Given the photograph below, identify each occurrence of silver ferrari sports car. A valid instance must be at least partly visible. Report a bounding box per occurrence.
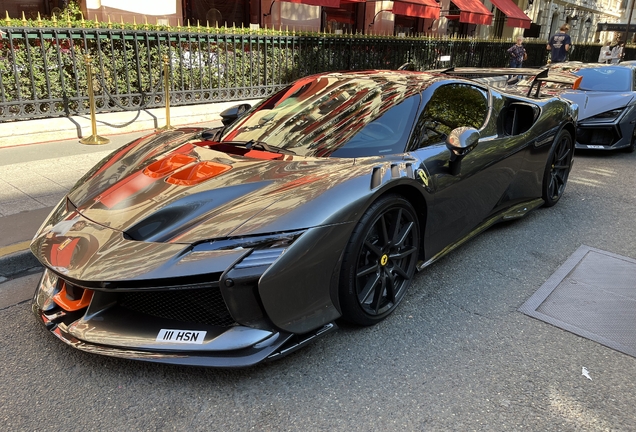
[30,69,578,367]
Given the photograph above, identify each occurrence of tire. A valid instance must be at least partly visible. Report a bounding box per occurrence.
[542,129,574,208]
[338,195,420,326]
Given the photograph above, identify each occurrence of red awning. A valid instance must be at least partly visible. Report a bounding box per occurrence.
[489,0,531,28]
[449,0,493,26]
[393,0,441,20]
[284,0,341,7]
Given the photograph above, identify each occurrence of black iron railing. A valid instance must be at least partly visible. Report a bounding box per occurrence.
[0,27,628,122]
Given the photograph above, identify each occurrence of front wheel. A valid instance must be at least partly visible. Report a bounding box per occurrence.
[542,129,574,207]
[339,195,420,326]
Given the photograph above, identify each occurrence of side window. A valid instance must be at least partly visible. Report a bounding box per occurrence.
[409,83,488,150]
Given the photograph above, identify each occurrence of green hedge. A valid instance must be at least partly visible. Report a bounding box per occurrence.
[0,22,625,121]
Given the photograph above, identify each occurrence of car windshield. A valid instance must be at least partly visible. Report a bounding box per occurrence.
[220,73,427,157]
[574,67,631,92]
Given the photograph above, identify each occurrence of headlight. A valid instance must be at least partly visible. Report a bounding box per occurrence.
[195,230,306,268]
[586,108,625,121]
[205,230,305,251]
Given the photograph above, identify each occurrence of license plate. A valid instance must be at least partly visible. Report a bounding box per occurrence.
[156,329,207,344]
[586,145,604,149]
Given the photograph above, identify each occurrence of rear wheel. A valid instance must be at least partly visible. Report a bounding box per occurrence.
[542,129,574,207]
[339,195,420,326]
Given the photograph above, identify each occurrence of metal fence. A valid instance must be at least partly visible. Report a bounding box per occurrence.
[0,27,630,122]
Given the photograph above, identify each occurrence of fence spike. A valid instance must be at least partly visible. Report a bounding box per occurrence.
[120,15,125,29]
[197,20,201,32]
[206,20,210,33]
[21,11,27,27]
[133,16,138,30]
[177,19,181,32]
[66,11,72,28]
[144,15,149,31]
[155,16,159,27]
[4,11,10,27]
[108,15,112,29]
[52,14,57,27]
[37,12,42,27]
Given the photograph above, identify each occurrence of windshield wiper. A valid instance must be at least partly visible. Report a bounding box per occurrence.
[225,140,297,155]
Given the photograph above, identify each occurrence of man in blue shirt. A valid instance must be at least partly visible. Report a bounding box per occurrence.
[547,24,572,63]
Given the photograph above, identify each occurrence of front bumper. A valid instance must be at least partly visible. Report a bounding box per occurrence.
[33,269,336,367]
[575,114,634,151]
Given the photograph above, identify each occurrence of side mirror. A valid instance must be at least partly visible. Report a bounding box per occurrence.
[446,127,480,157]
[446,127,480,176]
[220,103,251,127]
[397,62,416,71]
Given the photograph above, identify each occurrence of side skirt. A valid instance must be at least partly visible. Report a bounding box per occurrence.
[416,198,545,272]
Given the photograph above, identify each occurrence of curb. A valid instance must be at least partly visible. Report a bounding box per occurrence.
[0,249,41,279]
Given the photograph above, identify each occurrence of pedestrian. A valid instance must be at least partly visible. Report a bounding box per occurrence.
[507,36,527,68]
[547,24,572,63]
[611,42,624,64]
[598,40,612,63]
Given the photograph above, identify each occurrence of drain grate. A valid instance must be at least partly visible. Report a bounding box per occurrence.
[519,245,636,358]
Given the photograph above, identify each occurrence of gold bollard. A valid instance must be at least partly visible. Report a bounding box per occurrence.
[80,54,109,145]
[157,54,175,131]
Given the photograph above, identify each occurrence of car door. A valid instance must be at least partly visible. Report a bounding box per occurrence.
[407,81,525,258]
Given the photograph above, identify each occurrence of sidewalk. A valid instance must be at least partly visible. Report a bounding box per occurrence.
[0,102,236,279]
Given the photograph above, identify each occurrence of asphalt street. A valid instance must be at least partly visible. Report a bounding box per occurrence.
[1,149,635,431]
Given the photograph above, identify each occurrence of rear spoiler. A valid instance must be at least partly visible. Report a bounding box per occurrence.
[428,67,582,98]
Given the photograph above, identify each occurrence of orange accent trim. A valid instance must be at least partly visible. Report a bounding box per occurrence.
[53,281,93,311]
[166,161,232,186]
[572,76,583,90]
[143,154,197,178]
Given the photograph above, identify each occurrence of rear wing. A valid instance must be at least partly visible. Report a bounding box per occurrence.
[427,67,582,98]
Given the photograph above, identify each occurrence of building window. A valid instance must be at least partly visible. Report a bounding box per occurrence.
[323,3,360,33]
[394,15,420,36]
[185,0,249,27]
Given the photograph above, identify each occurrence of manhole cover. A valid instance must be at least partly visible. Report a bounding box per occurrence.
[519,245,636,358]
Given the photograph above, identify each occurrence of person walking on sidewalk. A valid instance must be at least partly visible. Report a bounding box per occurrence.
[611,42,624,64]
[507,36,527,68]
[547,24,571,64]
[598,40,612,63]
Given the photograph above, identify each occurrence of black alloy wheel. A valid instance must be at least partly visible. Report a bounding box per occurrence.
[339,195,420,326]
[542,129,574,208]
